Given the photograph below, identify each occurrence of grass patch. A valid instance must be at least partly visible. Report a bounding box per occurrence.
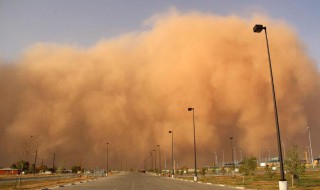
[177,171,320,189]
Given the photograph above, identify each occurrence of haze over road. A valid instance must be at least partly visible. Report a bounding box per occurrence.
[60,172,238,190]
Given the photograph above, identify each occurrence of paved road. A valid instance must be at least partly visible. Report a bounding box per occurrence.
[59,172,239,190]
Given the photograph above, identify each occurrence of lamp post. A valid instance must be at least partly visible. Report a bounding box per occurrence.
[234,147,237,166]
[214,152,218,166]
[106,142,109,176]
[268,150,271,163]
[148,156,151,171]
[157,145,161,173]
[221,150,225,167]
[169,131,174,178]
[153,149,157,173]
[230,137,234,165]
[33,149,38,176]
[150,152,153,172]
[121,155,123,172]
[188,107,198,182]
[52,153,55,174]
[306,127,314,166]
[253,24,287,189]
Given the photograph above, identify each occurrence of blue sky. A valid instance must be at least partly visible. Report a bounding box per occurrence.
[1,0,319,66]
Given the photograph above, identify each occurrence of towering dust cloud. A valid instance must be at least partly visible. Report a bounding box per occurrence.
[1,12,319,170]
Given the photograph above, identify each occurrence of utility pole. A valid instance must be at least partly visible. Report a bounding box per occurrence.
[307,127,314,166]
[165,151,167,171]
[214,152,218,166]
[230,137,234,165]
[52,153,55,174]
[106,142,109,175]
[33,149,38,175]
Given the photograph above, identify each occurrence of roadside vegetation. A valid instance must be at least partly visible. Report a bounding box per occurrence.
[176,144,320,189]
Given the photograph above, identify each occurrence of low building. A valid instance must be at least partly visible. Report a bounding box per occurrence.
[0,168,20,175]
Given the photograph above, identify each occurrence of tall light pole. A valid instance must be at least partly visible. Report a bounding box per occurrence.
[52,153,55,174]
[253,24,287,189]
[234,147,237,166]
[148,156,151,171]
[214,152,218,166]
[306,127,314,166]
[169,131,174,178]
[121,155,123,171]
[153,149,157,173]
[165,151,167,171]
[33,149,38,176]
[188,107,198,182]
[106,142,109,176]
[230,137,234,165]
[239,150,242,162]
[150,152,153,172]
[268,150,271,163]
[221,150,225,167]
[157,145,161,173]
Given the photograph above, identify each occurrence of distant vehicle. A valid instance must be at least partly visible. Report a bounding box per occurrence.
[138,170,146,173]
[42,171,52,175]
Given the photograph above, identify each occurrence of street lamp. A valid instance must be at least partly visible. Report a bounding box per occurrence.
[121,155,123,171]
[52,153,55,174]
[169,130,174,178]
[188,107,198,182]
[306,127,314,166]
[230,137,234,165]
[268,150,271,163]
[33,149,38,176]
[106,142,109,176]
[221,150,225,167]
[157,145,161,173]
[214,152,218,166]
[150,152,153,172]
[153,149,157,173]
[253,24,287,189]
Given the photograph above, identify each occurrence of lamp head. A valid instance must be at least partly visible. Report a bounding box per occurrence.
[188,107,194,111]
[169,131,172,133]
[253,24,265,33]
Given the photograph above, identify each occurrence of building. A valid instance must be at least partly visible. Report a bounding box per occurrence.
[0,168,20,175]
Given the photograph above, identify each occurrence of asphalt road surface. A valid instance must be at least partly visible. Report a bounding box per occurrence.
[59,172,239,190]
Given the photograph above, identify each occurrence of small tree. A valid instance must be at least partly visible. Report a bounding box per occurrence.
[71,165,81,173]
[38,165,48,172]
[221,167,226,175]
[199,167,207,176]
[29,164,41,174]
[264,164,275,180]
[285,144,305,187]
[12,160,30,173]
[239,156,257,180]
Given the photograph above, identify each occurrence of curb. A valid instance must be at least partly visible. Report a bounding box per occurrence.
[172,177,254,190]
[39,177,106,190]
